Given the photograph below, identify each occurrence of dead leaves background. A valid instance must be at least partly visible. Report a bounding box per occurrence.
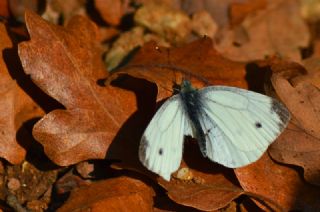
[0,0,319,211]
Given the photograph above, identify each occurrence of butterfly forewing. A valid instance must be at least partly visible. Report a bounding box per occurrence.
[198,86,290,167]
[139,95,193,181]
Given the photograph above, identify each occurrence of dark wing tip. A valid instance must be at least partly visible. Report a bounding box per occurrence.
[139,136,149,163]
[271,99,291,130]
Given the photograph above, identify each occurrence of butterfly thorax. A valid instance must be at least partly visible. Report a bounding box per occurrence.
[180,80,194,93]
[179,80,207,156]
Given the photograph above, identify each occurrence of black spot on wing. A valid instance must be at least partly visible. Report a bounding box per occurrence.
[159,148,163,155]
[255,122,262,128]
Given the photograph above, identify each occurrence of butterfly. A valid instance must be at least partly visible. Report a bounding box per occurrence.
[139,80,290,181]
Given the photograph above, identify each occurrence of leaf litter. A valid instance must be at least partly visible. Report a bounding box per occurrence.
[0,0,318,211]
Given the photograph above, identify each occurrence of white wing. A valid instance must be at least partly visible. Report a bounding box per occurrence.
[198,86,290,168]
[139,95,193,181]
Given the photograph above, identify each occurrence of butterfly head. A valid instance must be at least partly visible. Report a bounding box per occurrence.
[180,80,196,93]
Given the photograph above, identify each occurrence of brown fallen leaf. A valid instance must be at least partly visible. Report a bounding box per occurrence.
[55,170,90,195]
[158,142,244,211]
[134,2,191,44]
[301,57,320,88]
[98,26,119,42]
[216,0,310,62]
[46,0,86,24]
[76,161,95,179]
[301,0,320,22]
[105,26,170,70]
[179,0,236,27]
[94,0,127,26]
[160,176,242,211]
[57,176,154,212]
[254,58,320,186]
[0,74,26,164]
[269,121,320,186]
[8,0,43,23]
[229,0,267,25]
[18,11,138,166]
[111,37,249,102]
[0,22,43,164]
[235,153,320,211]
[271,59,320,139]
[0,0,9,18]
[191,10,218,38]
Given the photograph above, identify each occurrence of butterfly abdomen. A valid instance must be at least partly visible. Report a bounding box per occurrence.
[179,86,207,157]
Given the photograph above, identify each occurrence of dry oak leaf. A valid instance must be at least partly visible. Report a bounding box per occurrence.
[134,1,191,43]
[54,170,90,195]
[8,0,42,23]
[191,10,218,38]
[235,153,320,211]
[159,175,242,211]
[271,60,320,139]
[94,0,128,26]
[301,0,320,22]
[269,122,320,186]
[158,142,244,211]
[105,26,169,70]
[229,0,267,26]
[301,57,320,88]
[46,0,87,25]
[267,59,320,185]
[0,22,43,164]
[179,0,240,27]
[18,11,137,166]
[215,0,310,63]
[57,176,154,212]
[111,37,249,102]
[0,0,9,18]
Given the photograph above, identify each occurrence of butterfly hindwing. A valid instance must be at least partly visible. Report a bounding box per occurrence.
[139,95,193,181]
[198,86,290,168]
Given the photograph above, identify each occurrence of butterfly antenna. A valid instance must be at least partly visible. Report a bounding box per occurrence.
[164,48,178,89]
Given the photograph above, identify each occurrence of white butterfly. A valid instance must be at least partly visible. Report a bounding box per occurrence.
[139,80,290,181]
